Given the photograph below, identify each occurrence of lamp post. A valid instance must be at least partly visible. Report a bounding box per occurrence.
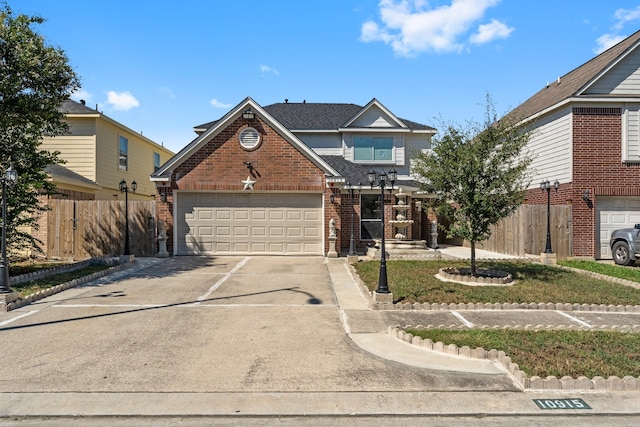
[119,179,137,256]
[540,179,559,254]
[346,182,361,256]
[368,169,397,294]
[1,166,18,294]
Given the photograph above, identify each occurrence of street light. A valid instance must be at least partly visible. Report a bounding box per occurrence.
[346,182,361,256]
[540,179,559,254]
[119,179,137,256]
[368,168,397,294]
[1,166,18,294]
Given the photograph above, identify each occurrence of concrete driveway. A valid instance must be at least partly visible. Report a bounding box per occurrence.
[0,256,515,393]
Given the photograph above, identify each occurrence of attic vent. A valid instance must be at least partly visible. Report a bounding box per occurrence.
[238,127,261,151]
[572,107,621,116]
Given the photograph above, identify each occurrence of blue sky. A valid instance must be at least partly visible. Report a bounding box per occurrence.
[14,0,640,153]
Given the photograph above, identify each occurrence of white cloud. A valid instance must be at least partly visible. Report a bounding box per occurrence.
[260,64,280,76]
[70,88,92,103]
[210,98,232,108]
[160,86,176,99]
[470,18,513,45]
[613,6,640,30]
[106,91,139,111]
[592,6,640,54]
[360,0,508,56]
[593,33,626,54]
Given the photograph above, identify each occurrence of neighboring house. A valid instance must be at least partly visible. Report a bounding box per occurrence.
[40,99,174,201]
[44,163,101,200]
[151,97,435,256]
[511,29,640,259]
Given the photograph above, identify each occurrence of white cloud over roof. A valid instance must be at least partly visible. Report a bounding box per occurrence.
[106,91,139,111]
[360,0,512,56]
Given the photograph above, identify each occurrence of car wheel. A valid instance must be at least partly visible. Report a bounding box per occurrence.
[612,241,636,266]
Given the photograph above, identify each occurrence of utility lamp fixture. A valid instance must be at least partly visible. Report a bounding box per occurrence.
[330,194,335,204]
[242,108,255,120]
[582,189,591,202]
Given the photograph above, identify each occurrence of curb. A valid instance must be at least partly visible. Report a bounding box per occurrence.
[5,260,136,311]
[390,326,640,392]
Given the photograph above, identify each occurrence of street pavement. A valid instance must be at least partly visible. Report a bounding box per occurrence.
[0,252,639,423]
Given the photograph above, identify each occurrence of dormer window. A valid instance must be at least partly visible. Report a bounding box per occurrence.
[354,136,393,162]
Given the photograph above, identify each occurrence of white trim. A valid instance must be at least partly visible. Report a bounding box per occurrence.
[577,39,640,95]
[342,98,408,129]
[153,97,341,179]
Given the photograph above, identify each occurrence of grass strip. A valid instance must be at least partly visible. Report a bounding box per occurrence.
[407,328,640,379]
[11,265,111,297]
[559,259,640,283]
[353,260,640,305]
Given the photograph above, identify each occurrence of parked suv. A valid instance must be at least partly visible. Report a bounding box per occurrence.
[610,224,640,266]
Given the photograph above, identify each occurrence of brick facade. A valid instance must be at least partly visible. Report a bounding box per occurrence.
[525,107,640,258]
[155,116,331,254]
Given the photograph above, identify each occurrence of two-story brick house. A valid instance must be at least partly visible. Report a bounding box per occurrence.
[512,29,640,259]
[151,97,435,256]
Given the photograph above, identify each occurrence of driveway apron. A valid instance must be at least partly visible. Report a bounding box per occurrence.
[0,256,516,393]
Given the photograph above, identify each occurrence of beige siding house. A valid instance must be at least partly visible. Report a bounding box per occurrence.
[41,99,174,200]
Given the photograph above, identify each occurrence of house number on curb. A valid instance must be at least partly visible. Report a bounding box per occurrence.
[533,398,591,410]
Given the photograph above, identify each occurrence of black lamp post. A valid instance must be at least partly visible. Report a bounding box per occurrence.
[368,169,397,294]
[346,182,361,256]
[540,179,559,254]
[119,179,137,256]
[1,166,18,294]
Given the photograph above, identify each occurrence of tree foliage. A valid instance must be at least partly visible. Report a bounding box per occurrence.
[411,95,534,275]
[0,4,80,255]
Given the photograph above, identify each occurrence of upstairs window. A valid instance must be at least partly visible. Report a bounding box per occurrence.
[119,136,128,171]
[354,136,393,162]
[154,152,161,172]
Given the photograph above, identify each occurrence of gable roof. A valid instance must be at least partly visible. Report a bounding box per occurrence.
[509,29,640,121]
[194,99,435,133]
[152,97,341,181]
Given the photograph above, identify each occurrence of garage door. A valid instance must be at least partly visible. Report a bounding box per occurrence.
[597,197,640,258]
[176,192,322,255]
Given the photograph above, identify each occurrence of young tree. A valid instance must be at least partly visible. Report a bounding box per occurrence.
[412,95,534,276]
[0,4,80,255]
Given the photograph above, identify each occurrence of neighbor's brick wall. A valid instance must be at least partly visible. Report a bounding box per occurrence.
[525,107,640,258]
[156,116,328,254]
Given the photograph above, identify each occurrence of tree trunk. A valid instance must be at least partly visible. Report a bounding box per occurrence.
[470,240,477,276]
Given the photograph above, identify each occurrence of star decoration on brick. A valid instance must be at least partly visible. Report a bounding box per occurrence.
[242,176,256,190]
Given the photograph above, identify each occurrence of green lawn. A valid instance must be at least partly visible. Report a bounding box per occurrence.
[353,260,640,305]
[408,328,640,379]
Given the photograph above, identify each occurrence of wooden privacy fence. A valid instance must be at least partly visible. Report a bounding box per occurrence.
[468,204,573,259]
[46,200,157,260]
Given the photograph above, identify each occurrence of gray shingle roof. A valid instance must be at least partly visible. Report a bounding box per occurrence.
[320,155,420,188]
[195,101,435,132]
[509,29,640,120]
[59,99,99,114]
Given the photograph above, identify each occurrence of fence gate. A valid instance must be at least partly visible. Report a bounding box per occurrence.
[47,200,157,259]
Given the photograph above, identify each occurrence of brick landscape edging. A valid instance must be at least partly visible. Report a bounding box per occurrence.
[390,326,640,391]
[5,259,136,311]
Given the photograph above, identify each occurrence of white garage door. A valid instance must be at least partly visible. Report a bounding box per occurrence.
[176,192,323,255]
[597,197,640,258]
